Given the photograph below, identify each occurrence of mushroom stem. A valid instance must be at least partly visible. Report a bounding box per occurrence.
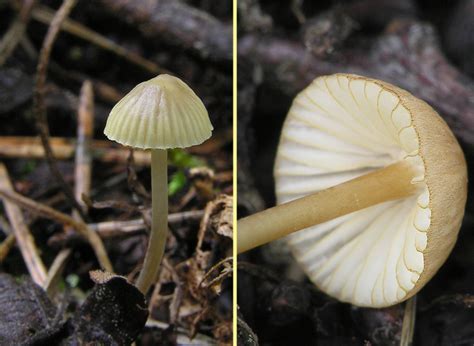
[136,149,168,294]
[238,161,419,253]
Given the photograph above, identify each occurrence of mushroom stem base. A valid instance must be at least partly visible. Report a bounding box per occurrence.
[237,161,419,253]
[136,148,168,294]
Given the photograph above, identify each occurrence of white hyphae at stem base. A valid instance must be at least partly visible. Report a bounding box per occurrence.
[274,74,467,307]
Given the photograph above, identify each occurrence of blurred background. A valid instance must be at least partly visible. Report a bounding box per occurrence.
[237,0,474,345]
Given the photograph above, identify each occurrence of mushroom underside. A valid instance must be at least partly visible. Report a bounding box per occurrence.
[275,75,431,307]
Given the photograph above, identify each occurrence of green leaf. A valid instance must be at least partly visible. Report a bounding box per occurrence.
[168,149,204,169]
[168,171,187,196]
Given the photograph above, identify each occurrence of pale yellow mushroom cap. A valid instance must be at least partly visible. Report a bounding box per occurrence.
[104,74,213,149]
[274,73,467,307]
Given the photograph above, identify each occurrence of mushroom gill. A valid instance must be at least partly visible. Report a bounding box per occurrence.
[275,74,433,307]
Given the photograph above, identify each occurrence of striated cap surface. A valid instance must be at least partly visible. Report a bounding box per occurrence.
[104,74,213,149]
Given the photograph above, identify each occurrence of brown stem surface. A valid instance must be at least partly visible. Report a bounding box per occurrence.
[237,161,418,253]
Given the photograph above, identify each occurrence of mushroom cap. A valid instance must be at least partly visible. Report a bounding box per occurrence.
[274,73,467,307]
[104,74,213,149]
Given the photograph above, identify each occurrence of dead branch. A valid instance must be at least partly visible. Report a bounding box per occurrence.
[46,80,97,294]
[239,20,474,149]
[98,0,232,63]
[51,210,205,243]
[74,80,94,211]
[33,0,88,220]
[0,136,151,166]
[0,134,229,165]
[0,163,47,285]
[28,4,168,74]
[95,210,203,234]
[0,0,35,65]
[0,188,113,271]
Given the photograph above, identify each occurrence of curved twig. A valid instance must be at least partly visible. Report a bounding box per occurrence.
[0,188,113,271]
[0,0,36,65]
[33,0,89,221]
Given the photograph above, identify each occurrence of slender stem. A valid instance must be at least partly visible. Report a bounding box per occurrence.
[400,295,417,346]
[238,161,419,253]
[136,149,168,294]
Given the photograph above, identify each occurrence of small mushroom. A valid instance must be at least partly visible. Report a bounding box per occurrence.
[104,74,213,294]
[237,74,467,307]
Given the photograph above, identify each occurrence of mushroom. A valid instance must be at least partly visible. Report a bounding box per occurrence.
[104,74,213,294]
[237,73,467,307]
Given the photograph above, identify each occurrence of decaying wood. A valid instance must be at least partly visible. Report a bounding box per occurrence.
[0,163,47,286]
[239,20,474,149]
[98,0,232,63]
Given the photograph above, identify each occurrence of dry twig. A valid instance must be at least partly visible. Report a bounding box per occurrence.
[33,0,88,221]
[74,80,94,212]
[0,136,151,165]
[0,188,113,271]
[46,80,98,294]
[29,4,167,74]
[0,163,47,285]
[44,247,71,295]
[0,0,35,65]
[88,210,205,238]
